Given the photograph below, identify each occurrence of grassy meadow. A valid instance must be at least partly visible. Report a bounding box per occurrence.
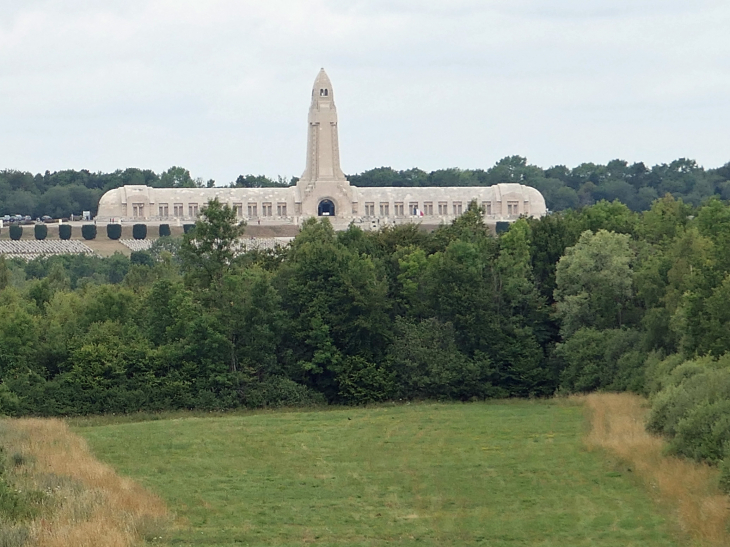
[75,400,681,547]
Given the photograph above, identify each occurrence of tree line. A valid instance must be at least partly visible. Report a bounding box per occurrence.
[2,193,730,486]
[1,198,564,416]
[349,157,730,213]
[3,156,729,218]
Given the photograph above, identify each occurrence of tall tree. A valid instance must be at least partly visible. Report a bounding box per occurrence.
[554,230,635,337]
[179,199,246,291]
[276,219,390,400]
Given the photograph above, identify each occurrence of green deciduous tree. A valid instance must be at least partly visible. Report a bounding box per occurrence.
[160,166,198,188]
[386,318,502,400]
[555,230,636,337]
[179,199,245,291]
[277,219,390,401]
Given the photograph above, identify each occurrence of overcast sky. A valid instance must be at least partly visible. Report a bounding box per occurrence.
[1,0,728,185]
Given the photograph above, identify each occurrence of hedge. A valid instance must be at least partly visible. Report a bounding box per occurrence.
[183,224,196,234]
[9,225,22,241]
[132,224,147,240]
[159,224,171,237]
[81,224,97,240]
[34,224,47,240]
[59,224,72,240]
[106,224,122,240]
[496,221,510,234]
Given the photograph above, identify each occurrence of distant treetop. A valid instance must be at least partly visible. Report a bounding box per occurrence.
[1,156,728,217]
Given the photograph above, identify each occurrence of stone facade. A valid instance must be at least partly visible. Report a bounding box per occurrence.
[97,69,547,229]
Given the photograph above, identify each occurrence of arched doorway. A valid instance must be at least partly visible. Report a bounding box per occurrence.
[318,199,335,216]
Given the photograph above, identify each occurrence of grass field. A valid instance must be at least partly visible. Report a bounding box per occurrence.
[76,401,680,547]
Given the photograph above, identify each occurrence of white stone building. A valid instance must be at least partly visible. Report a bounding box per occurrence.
[97,69,547,229]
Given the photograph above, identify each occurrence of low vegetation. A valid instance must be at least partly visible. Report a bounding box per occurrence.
[584,393,730,546]
[0,418,169,546]
[77,400,681,546]
[2,396,727,545]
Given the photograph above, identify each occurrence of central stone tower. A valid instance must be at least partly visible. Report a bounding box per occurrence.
[295,68,355,221]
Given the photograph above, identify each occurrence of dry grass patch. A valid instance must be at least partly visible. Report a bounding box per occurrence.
[583,392,730,546]
[0,418,170,547]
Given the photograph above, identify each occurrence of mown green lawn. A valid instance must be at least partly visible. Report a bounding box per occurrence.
[77,401,678,546]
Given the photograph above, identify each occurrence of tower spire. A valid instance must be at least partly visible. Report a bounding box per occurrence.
[299,68,346,184]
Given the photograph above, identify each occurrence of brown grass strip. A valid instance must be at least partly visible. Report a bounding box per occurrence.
[583,392,730,546]
[2,418,170,547]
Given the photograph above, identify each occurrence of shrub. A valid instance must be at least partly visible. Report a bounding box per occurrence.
[158,224,171,237]
[106,224,122,240]
[336,356,395,404]
[81,225,96,240]
[719,453,730,494]
[0,383,20,416]
[9,225,22,241]
[386,318,505,401]
[132,224,147,240]
[647,368,730,437]
[243,377,326,408]
[556,328,646,393]
[669,399,730,463]
[496,221,510,234]
[643,352,687,396]
[183,224,195,234]
[34,224,47,240]
[58,224,72,240]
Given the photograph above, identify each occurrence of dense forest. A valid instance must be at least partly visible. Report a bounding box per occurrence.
[2,156,729,217]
